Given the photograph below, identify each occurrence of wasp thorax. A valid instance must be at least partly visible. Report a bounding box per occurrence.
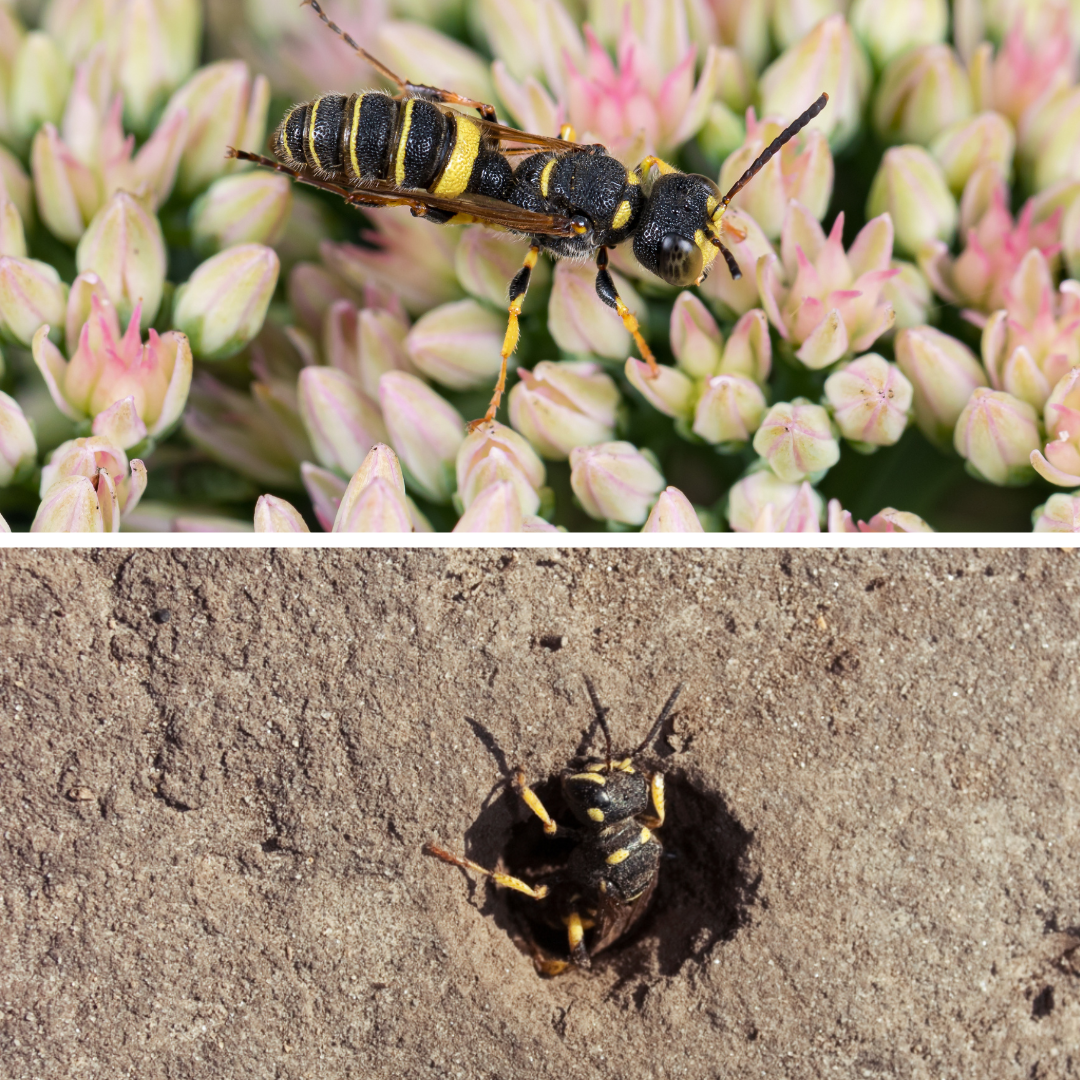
[563,765,650,827]
[633,173,722,287]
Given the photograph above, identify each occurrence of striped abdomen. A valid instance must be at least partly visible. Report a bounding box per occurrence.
[273,92,513,201]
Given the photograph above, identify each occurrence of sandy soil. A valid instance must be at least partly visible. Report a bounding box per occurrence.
[0,548,1077,1080]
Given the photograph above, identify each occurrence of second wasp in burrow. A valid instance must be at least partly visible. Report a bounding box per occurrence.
[228,0,828,429]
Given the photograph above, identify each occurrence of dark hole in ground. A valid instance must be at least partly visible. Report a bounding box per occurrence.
[1032,985,1055,1019]
[459,768,757,980]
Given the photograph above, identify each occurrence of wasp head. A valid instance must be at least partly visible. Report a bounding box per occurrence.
[562,761,649,829]
[632,172,730,287]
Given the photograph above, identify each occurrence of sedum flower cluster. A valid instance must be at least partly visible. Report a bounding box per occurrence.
[2,0,1080,532]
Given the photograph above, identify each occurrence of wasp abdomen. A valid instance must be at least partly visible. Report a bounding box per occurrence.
[569,818,661,904]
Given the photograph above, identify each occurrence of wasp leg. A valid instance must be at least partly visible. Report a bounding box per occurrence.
[594,246,658,376]
[470,244,541,431]
[424,843,549,899]
[641,772,666,829]
[513,768,560,835]
[302,0,498,121]
[566,910,592,969]
[559,123,576,141]
[636,154,679,179]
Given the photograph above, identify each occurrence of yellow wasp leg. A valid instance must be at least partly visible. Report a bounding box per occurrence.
[424,843,549,899]
[470,244,541,431]
[641,772,665,829]
[514,769,558,835]
[595,246,658,376]
[637,154,678,178]
[559,124,576,142]
[565,910,591,969]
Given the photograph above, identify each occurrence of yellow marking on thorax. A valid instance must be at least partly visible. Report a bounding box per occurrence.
[572,772,606,785]
[640,827,652,844]
[612,199,633,231]
[694,227,719,280]
[432,115,481,196]
[347,93,365,179]
[587,807,605,822]
[613,759,634,772]
[394,99,416,186]
[606,848,630,865]
[307,97,323,169]
[626,170,640,185]
[539,158,558,198]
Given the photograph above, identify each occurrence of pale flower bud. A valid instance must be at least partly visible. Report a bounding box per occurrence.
[719,309,772,382]
[824,353,913,447]
[172,243,279,360]
[873,45,973,147]
[405,299,504,390]
[30,123,99,245]
[253,495,310,533]
[75,192,166,328]
[1031,369,1080,487]
[641,486,704,532]
[548,261,645,359]
[378,371,464,504]
[930,112,1015,196]
[726,468,824,532]
[31,475,103,533]
[508,360,620,460]
[0,199,25,258]
[160,60,269,196]
[624,359,694,421]
[456,421,545,515]
[9,32,71,147]
[1032,493,1080,533]
[0,511,8,532]
[882,260,931,332]
[0,256,67,346]
[894,325,988,447]
[850,0,948,68]
[301,461,347,532]
[455,228,547,309]
[452,480,524,533]
[569,441,665,525]
[298,367,388,478]
[954,388,1040,486]
[0,145,33,225]
[0,388,36,486]
[670,291,722,378]
[190,172,292,253]
[752,401,840,482]
[1018,85,1080,194]
[692,374,767,446]
[759,15,872,150]
[770,0,845,50]
[866,146,958,258]
[334,477,412,533]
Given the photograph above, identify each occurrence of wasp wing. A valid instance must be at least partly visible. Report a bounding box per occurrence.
[589,873,658,958]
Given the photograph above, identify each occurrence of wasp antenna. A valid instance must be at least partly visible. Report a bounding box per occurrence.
[721,91,829,207]
[633,683,684,757]
[583,675,613,772]
[709,235,743,280]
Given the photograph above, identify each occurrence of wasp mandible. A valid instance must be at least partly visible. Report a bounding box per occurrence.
[425,677,684,976]
[227,1,828,429]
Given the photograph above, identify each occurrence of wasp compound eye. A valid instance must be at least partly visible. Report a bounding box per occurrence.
[657,234,703,287]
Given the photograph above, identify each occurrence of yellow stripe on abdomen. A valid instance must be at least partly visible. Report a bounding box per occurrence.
[432,115,482,196]
[307,97,323,169]
[539,158,557,198]
[347,93,364,179]
[394,99,415,186]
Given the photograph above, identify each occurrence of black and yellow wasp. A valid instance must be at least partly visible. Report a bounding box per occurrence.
[228,0,827,429]
[425,677,684,976]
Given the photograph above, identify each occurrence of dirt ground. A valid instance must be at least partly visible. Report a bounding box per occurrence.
[0,548,1077,1080]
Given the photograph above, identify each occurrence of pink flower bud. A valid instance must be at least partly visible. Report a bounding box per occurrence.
[173,243,279,360]
[828,498,934,531]
[954,387,1040,485]
[692,374,767,446]
[0,145,33,225]
[301,461,347,532]
[160,60,269,196]
[753,400,840,482]
[456,421,545,516]
[1032,493,1080,532]
[569,441,665,525]
[882,259,931,332]
[0,256,67,346]
[873,45,973,146]
[641,486,704,532]
[91,396,147,450]
[8,32,71,147]
[253,495,310,533]
[759,15,871,150]
[509,360,620,460]
[1018,84,1080,193]
[719,112,833,239]
[624,358,695,421]
[31,475,104,533]
[334,478,412,533]
[64,271,110,350]
[378,371,464,504]
[549,261,645,359]
[34,295,192,440]
[699,207,776,316]
[895,325,988,446]
[0,388,36,486]
[1031,369,1080,487]
[850,0,948,67]
[405,299,504,390]
[670,291,723,378]
[523,514,561,533]
[298,367,388,477]
[720,308,773,382]
[726,469,824,532]
[453,480,524,533]
[866,146,957,258]
[288,263,357,335]
[0,511,8,532]
[824,353,913,447]
[190,172,292,253]
[29,123,98,245]
[930,112,1015,196]
[455,228,548,309]
[75,192,166,328]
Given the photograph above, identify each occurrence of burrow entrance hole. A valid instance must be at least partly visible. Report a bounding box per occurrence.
[462,769,760,978]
